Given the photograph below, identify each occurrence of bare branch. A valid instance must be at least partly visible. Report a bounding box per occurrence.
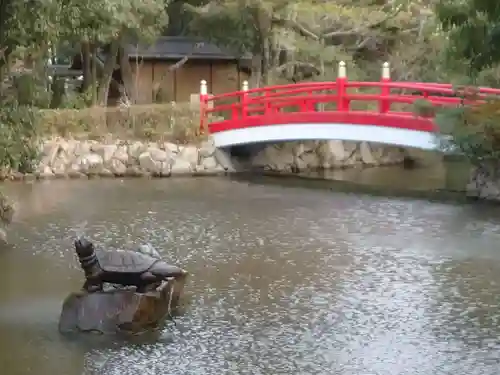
[322,4,404,40]
[272,16,319,40]
[353,36,376,50]
[151,43,205,99]
[273,3,406,49]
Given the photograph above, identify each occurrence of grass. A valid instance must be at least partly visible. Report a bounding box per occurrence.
[38,103,207,144]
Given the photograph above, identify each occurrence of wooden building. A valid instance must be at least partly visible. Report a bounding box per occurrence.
[106,36,251,105]
[69,36,251,105]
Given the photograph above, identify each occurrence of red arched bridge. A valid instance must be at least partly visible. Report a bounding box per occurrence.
[199,62,500,151]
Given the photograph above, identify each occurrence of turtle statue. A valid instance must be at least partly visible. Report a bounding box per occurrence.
[74,237,188,293]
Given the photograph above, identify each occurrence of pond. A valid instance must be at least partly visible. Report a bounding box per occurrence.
[0,166,499,375]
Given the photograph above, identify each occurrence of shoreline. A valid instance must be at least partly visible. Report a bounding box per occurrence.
[3,137,412,182]
[3,136,493,203]
[230,172,486,206]
[4,137,236,182]
[1,168,230,182]
[3,165,498,207]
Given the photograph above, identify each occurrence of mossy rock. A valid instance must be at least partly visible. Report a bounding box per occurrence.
[0,193,14,225]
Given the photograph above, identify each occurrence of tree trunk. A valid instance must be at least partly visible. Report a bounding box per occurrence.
[91,44,98,105]
[255,6,273,86]
[249,54,262,88]
[97,38,120,106]
[81,41,92,92]
[119,43,137,104]
[50,77,65,108]
[317,36,325,111]
[261,35,271,85]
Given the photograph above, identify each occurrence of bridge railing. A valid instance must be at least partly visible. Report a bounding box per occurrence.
[199,62,500,132]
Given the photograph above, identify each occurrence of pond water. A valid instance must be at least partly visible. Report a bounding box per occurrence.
[1,165,499,375]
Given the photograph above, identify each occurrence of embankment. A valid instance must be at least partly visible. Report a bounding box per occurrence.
[25,138,234,180]
[5,138,415,181]
[0,104,418,181]
[0,103,434,180]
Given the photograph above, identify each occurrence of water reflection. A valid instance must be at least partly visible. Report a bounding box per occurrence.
[294,155,471,194]
[0,175,499,374]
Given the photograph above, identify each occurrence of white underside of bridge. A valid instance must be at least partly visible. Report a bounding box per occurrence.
[211,123,445,150]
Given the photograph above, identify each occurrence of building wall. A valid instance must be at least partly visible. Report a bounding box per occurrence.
[128,59,250,104]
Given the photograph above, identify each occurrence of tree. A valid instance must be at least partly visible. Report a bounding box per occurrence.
[0,0,170,172]
[430,0,500,174]
[0,0,170,106]
[166,0,209,35]
[276,1,429,82]
[184,0,441,86]
[436,0,500,75]
[183,0,291,86]
[58,0,169,105]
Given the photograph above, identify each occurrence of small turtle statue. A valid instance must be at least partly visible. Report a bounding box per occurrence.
[74,237,187,293]
[136,243,161,259]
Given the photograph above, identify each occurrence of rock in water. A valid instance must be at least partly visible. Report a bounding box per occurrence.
[0,192,15,244]
[58,277,186,335]
[0,228,7,245]
[0,194,14,226]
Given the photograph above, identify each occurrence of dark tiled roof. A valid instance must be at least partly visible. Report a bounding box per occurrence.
[124,36,245,61]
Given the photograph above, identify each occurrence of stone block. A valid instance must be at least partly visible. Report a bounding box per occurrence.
[58,276,186,335]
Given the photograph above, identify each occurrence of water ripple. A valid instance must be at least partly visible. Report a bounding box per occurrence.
[0,179,499,374]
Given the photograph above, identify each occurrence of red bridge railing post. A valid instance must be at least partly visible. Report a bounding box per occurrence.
[240,80,248,118]
[199,79,208,133]
[379,62,391,113]
[336,61,349,111]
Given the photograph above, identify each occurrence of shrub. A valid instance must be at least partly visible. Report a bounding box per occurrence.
[38,103,205,144]
[414,88,500,170]
[0,99,40,174]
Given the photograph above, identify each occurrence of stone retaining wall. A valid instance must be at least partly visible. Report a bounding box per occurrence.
[18,138,235,180]
[5,138,410,181]
[250,140,408,171]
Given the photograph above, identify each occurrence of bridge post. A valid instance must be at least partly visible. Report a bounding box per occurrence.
[241,80,249,118]
[336,61,349,111]
[379,62,391,113]
[199,80,208,132]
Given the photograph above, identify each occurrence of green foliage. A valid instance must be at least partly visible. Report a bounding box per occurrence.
[58,0,169,44]
[167,0,209,35]
[0,98,40,173]
[0,0,172,175]
[13,73,51,107]
[0,0,170,105]
[184,1,269,55]
[436,0,500,74]
[60,90,95,109]
[415,94,500,168]
[184,0,446,86]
